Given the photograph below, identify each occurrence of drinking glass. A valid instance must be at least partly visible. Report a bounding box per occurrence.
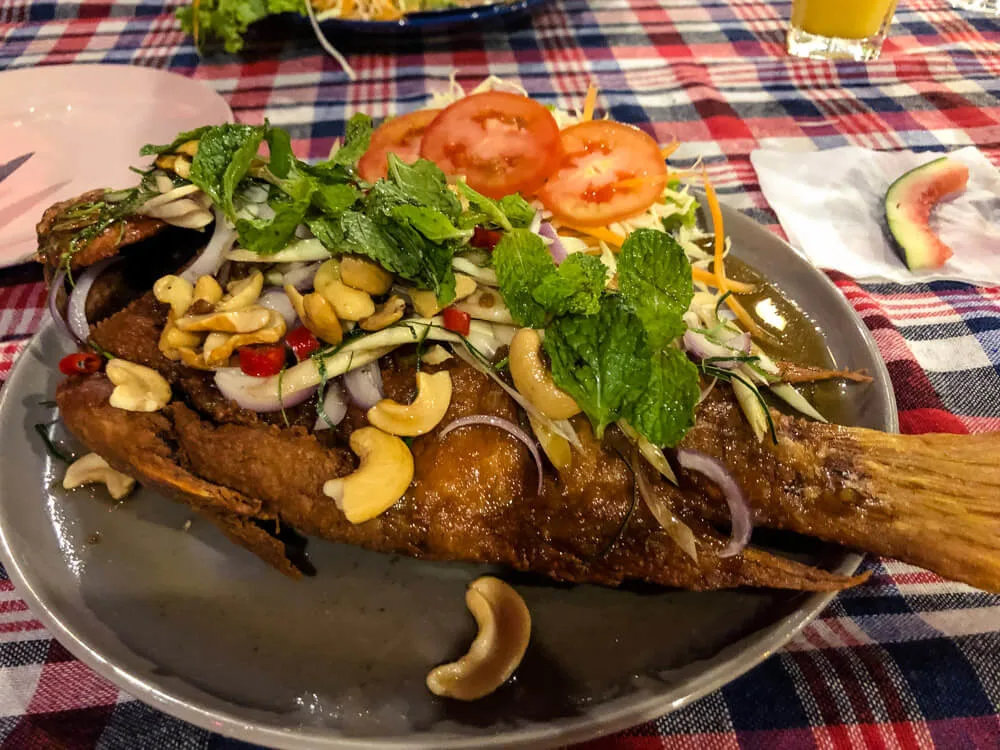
[787,0,898,61]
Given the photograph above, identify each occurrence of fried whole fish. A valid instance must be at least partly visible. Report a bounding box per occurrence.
[52,293,1000,594]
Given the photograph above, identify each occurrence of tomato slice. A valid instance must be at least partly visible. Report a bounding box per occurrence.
[238,345,287,377]
[419,92,562,199]
[442,307,471,337]
[538,120,667,227]
[285,325,321,361]
[358,109,440,183]
[58,352,103,376]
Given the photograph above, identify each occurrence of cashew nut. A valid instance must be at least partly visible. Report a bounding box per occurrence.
[158,311,203,360]
[367,371,452,437]
[106,359,172,412]
[201,311,287,366]
[314,259,375,321]
[528,415,572,474]
[360,295,406,332]
[411,274,477,318]
[509,328,581,420]
[63,453,136,501]
[177,347,214,371]
[193,275,224,305]
[323,427,414,524]
[173,156,192,180]
[426,576,531,701]
[286,285,343,345]
[175,139,199,158]
[153,275,194,317]
[215,271,264,312]
[175,306,272,334]
[341,255,394,295]
[421,344,453,366]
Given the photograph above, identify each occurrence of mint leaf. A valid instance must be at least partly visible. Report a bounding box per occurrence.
[544,296,651,438]
[498,194,536,228]
[140,126,211,157]
[312,183,359,216]
[189,124,265,220]
[265,126,293,179]
[307,215,346,252]
[330,114,373,168]
[492,229,556,328]
[391,205,472,243]
[340,210,456,302]
[235,195,309,255]
[622,347,700,447]
[617,228,693,347]
[456,184,534,230]
[532,253,607,317]
[387,155,461,221]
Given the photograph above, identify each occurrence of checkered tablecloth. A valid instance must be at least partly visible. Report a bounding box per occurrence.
[2,0,1000,747]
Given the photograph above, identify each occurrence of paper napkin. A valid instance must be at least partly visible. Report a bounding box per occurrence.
[750,146,1000,286]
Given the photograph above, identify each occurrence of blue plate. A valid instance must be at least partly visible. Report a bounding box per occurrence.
[318,0,549,32]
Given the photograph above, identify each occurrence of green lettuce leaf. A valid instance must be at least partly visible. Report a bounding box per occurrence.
[617,228,693,347]
[621,347,700,447]
[544,296,651,438]
[177,0,303,54]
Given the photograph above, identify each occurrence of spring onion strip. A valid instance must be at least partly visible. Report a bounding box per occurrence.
[769,383,827,423]
[617,420,678,485]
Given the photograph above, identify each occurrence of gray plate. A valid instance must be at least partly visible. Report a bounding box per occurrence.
[0,204,897,749]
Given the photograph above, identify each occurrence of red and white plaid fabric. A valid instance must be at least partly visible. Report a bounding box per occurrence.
[1,0,999,746]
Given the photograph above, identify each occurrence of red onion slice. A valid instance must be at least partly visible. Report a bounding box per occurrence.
[676,448,752,558]
[47,269,78,344]
[215,367,317,413]
[682,330,750,368]
[181,207,237,283]
[67,257,120,342]
[315,380,348,430]
[258,289,298,327]
[343,361,384,409]
[440,415,544,496]
[537,222,568,265]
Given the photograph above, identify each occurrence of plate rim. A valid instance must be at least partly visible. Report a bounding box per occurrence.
[0,201,897,749]
[0,63,234,270]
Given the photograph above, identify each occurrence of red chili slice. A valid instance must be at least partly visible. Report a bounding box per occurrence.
[238,345,287,377]
[58,352,103,376]
[286,325,321,361]
[442,307,472,337]
[470,226,503,250]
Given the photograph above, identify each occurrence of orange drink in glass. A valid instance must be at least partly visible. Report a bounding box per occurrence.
[787,0,898,61]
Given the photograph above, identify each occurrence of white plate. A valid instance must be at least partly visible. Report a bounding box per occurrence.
[0,64,233,269]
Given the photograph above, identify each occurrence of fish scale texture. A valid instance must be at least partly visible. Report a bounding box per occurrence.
[1,0,1000,746]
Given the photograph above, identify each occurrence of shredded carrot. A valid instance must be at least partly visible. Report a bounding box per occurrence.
[701,169,768,337]
[660,140,680,160]
[559,223,626,247]
[691,266,755,294]
[582,83,598,121]
[701,169,728,293]
[192,0,201,45]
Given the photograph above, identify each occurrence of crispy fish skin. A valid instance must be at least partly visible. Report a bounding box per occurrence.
[680,393,1000,593]
[56,368,865,593]
[36,190,166,275]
